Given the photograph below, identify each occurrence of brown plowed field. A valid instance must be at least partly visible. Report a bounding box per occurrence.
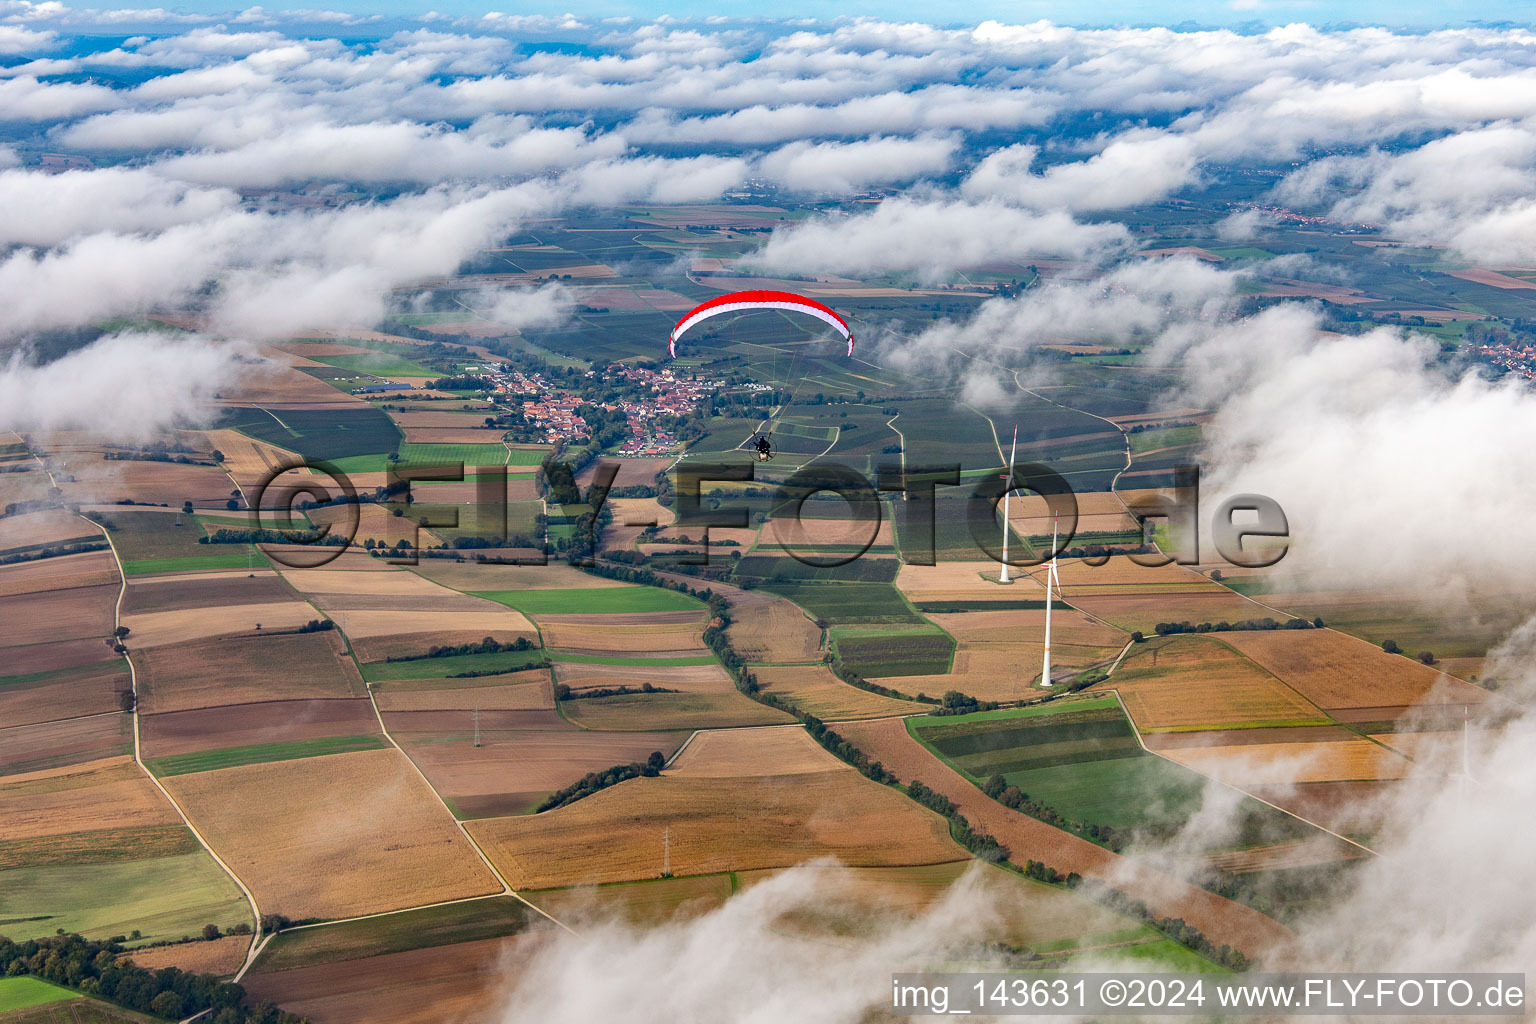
[0,755,178,840]
[764,514,894,550]
[387,709,687,818]
[0,661,130,727]
[4,638,121,676]
[752,664,921,720]
[537,619,705,652]
[165,747,501,920]
[467,770,961,890]
[133,631,365,714]
[140,698,382,758]
[648,569,822,663]
[1216,629,1491,711]
[122,571,294,615]
[201,427,300,492]
[59,458,235,508]
[276,568,451,597]
[558,691,795,731]
[0,508,95,550]
[242,934,534,1024]
[0,713,133,776]
[578,458,673,490]
[0,584,118,647]
[833,716,1293,959]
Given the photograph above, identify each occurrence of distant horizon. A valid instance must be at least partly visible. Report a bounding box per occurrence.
[10,3,1536,35]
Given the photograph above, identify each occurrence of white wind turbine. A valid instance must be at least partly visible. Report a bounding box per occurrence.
[1000,425,1018,584]
[1040,511,1061,688]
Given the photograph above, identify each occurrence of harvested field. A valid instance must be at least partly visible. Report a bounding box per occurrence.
[479,586,704,616]
[895,561,1048,604]
[1144,725,1360,750]
[667,725,833,777]
[650,572,821,663]
[372,668,553,712]
[387,709,685,817]
[735,860,1140,951]
[753,664,922,719]
[1160,738,1413,786]
[1246,780,1400,838]
[401,426,506,445]
[202,427,300,492]
[164,747,500,920]
[0,508,96,552]
[764,514,895,551]
[537,618,706,652]
[121,600,319,648]
[1216,630,1491,710]
[323,608,536,641]
[140,698,381,759]
[0,585,118,647]
[408,561,627,591]
[133,631,365,714]
[467,769,962,890]
[560,691,795,731]
[121,570,293,615]
[126,935,251,977]
[306,503,441,548]
[0,550,118,597]
[0,714,133,776]
[926,607,1124,646]
[0,661,131,727]
[242,934,533,1024]
[833,716,1293,958]
[608,495,675,528]
[0,757,178,841]
[58,458,234,509]
[1069,590,1276,632]
[1108,636,1329,731]
[1009,491,1138,536]
[525,873,733,926]
[1368,730,1461,762]
[1046,556,1220,591]
[874,642,1119,702]
[349,628,540,663]
[553,661,733,695]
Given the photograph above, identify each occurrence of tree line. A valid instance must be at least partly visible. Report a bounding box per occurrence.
[0,933,307,1023]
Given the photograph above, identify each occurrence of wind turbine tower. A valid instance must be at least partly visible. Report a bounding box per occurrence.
[1040,513,1061,688]
[999,426,1018,584]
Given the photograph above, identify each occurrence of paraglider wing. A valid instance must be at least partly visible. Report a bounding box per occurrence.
[668,290,853,358]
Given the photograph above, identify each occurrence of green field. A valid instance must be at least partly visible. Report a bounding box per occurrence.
[833,629,954,676]
[733,554,899,584]
[759,582,925,625]
[359,650,548,681]
[145,734,388,776]
[93,509,256,575]
[0,853,251,945]
[250,896,534,974]
[473,586,704,615]
[219,406,401,462]
[0,979,76,1013]
[910,699,1317,843]
[121,553,255,576]
[310,353,438,377]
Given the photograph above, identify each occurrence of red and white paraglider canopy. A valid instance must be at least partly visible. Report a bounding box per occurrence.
[668,290,853,358]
